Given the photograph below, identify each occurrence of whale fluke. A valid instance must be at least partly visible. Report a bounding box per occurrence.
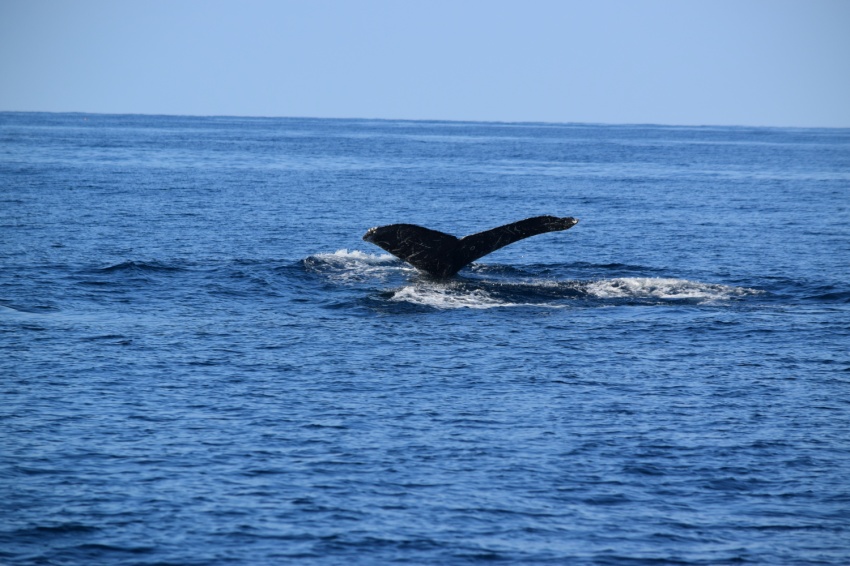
[363,215,579,278]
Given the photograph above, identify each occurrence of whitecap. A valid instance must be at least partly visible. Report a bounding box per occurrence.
[305,249,412,282]
[389,285,518,309]
[314,249,398,265]
[584,277,757,302]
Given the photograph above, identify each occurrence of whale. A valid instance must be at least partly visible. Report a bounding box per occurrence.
[363,215,579,278]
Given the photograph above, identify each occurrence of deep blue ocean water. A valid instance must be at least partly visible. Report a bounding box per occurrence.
[1,112,849,565]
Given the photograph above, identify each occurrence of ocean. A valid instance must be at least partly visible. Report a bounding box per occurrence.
[1,112,849,565]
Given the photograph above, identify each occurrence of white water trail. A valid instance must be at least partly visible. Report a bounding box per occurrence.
[584,277,757,301]
[389,285,519,309]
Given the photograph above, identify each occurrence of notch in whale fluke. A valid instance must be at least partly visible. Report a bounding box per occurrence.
[363,215,578,279]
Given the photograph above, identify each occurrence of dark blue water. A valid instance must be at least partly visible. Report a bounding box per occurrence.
[2,112,849,565]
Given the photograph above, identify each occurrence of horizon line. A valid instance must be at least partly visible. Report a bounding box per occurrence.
[1,109,848,131]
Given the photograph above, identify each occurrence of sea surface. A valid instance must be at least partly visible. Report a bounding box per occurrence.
[1,112,849,565]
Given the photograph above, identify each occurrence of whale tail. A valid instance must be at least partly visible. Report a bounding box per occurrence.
[363,215,579,278]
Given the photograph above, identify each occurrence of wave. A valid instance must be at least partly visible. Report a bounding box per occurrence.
[1,303,33,314]
[95,260,185,273]
[805,289,850,303]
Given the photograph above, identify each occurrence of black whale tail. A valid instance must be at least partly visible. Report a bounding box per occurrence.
[363,215,579,279]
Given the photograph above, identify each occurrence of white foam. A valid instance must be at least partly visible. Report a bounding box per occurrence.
[308,249,411,281]
[584,277,755,301]
[316,249,398,265]
[389,285,518,309]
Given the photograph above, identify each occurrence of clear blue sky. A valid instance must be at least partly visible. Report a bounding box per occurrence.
[2,0,848,127]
